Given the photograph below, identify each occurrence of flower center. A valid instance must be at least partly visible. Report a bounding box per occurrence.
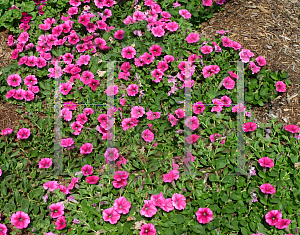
[203,212,207,216]
[19,218,23,221]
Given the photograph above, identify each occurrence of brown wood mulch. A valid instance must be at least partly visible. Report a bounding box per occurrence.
[198,0,300,127]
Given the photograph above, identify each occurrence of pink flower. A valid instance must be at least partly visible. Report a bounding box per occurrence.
[113,196,131,214]
[258,157,274,168]
[163,169,179,182]
[149,44,162,57]
[151,26,165,37]
[43,181,60,192]
[239,49,254,63]
[256,56,267,66]
[17,128,30,139]
[193,102,205,114]
[157,61,168,72]
[131,106,145,119]
[0,223,7,235]
[7,74,22,87]
[275,80,286,92]
[23,90,34,101]
[275,219,291,229]
[61,109,73,122]
[80,143,93,154]
[244,122,257,132]
[142,129,154,142]
[105,85,118,96]
[114,171,129,181]
[223,76,235,89]
[1,128,13,136]
[121,46,136,59]
[221,95,232,107]
[230,41,242,50]
[175,109,185,118]
[133,11,146,21]
[173,1,181,8]
[150,192,165,208]
[55,216,66,230]
[81,165,93,176]
[186,33,199,43]
[13,89,25,100]
[103,207,120,224]
[284,124,299,133]
[7,34,14,46]
[186,134,199,144]
[196,207,213,224]
[161,198,175,212]
[68,7,78,15]
[140,223,156,235]
[141,52,154,65]
[86,176,99,184]
[112,179,127,188]
[83,108,94,115]
[179,9,191,19]
[114,29,125,40]
[10,211,30,229]
[39,158,52,169]
[232,103,245,113]
[185,116,199,131]
[202,65,220,78]
[172,193,186,210]
[140,201,157,218]
[71,121,83,132]
[17,32,29,44]
[49,203,65,218]
[105,148,119,162]
[127,84,139,96]
[209,133,222,142]
[203,0,214,6]
[201,45,213,54]
[166,21,179,32]
[265,210,282,226]
[168,114,179,127]
[60,83,72,95]
[222,36,232,47]
[76,55,91,66]
[260,183,276,194]
[11,49,18,60]
[76,113,88,125]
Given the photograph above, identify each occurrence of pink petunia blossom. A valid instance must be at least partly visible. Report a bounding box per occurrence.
[244,122,257,132]
[163,169,179,182]
[103,207,120,224]
[140,223,156,235]
[142,129,154,142]
[1,128,13,136]
[121,46,136,59]
[7,74,22,87]
[131,106,145,119]
[151,26,165,37]
[81,165,93,176]
[17,128,30,139]
[10,211,30,229]
[86,176,99,184]
[256,56,267,67]
[39,158,53,169]
[149,44,162,57]
[105,148,119,162]
[127,84,139,96]
[196,207,214,224]
[223,76,235,89]
[150,192,165,208]
[168,114,179,127]
[201,45,213,54]
[105,85,118,96]
[49,202,65,218]
[179,9,191,19]
[275,219,291,229]
[222,36,232,47]
[258,157,274,168]
[185,116,199,131]
[265,210,282,226]
[186,33,199,44]
[55,216,66,230]
[175,109,185,118]
[239,49,254,63]
[172,193,186,210]
[186,134,199,144]
[0,223,7,235]
[161,198,175,212]
[140,200,157,218]
[284,124,299,133]
[43,181,60,192]
[260,183,276,194]
[13,89,25,100]
[113,196,131,214]
[114,29,125,40]
[80,143,93,154]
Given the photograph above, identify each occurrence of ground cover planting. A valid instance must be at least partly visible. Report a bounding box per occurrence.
[0,0,299,234]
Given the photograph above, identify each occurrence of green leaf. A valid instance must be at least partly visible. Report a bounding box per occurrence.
[209,173,219,182]
[270,73,278,80]
[250,79,257,88]
[257,223,268,234]
[258,100,264,106]
[241,227,249,235]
